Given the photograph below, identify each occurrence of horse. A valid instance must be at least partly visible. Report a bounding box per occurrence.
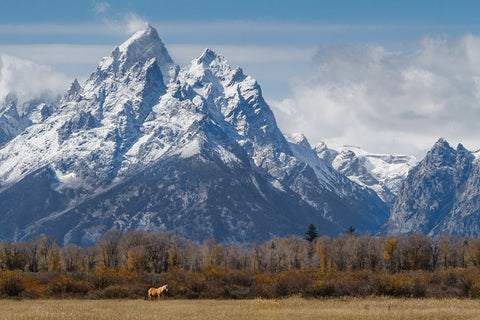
[148,284,168,300]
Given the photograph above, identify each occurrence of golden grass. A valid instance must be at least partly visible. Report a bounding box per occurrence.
[1,297,480,320]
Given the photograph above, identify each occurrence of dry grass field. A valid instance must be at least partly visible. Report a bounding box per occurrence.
[1,297,480,320]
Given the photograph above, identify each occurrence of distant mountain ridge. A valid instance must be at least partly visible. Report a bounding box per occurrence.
[314,143,417,205]
[388,138,480,237]
[0,25,389,245]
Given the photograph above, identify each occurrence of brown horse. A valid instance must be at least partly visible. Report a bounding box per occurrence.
[148,284,168,300]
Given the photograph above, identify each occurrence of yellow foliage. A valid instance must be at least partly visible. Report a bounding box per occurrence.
[126,246,147,271]
[382,238,398,261]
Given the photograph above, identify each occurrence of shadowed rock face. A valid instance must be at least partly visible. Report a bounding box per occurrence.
[0,26,388,246]
[388,138,480,237]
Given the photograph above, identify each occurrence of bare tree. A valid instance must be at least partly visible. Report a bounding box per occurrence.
[98,229,122,269]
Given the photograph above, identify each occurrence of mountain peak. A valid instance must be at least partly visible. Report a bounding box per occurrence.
[119,24,158,51]
[285,133,312,149]
[433,137,450,148]
[64,78,81,100]
[428,138,454,156]
[457,143,468,153]
[93,24,176,85]
[112,24,174,72]
[197,48,226,66]
[3,92,17,107]
[423,137,456,169]
[183,48,244,88]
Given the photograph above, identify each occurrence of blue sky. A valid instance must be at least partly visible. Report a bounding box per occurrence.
[3,1,480,25]
[2,0,480,156]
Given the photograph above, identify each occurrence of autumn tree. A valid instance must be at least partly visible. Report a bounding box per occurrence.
[126,246,147,272]
[38,236,59,272]
[382,237,398,272]
[0,241,27,271]
[316,237,330,275]
[62,243,83,272]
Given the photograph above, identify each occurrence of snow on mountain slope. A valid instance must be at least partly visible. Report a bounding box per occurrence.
[286,133,355,194]
[178,48,295,180]
[285,133,389,230]
[315,142,416,205]
[0,25,174,189]
[0,25,389,245]
[0,93,56,147]
[179,53,389,233]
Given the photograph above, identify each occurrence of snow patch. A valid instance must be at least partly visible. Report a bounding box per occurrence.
[179,139,201,159]
[215,146,240,164]
[54,170,86,190]
[270,179,285,192]
[251,176,267,200]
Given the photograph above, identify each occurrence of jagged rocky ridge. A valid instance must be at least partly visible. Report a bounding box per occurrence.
[0,25,389,245]
[310,135,480,237]
[388,138,480,236]
[0,93,57,147]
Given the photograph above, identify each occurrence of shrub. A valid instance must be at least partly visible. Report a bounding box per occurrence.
[412,276,427,297]
[310,279,336,297]
[458,268,480,297]
[161,268,208,298]
[0,270,26,297]
[89,268,136,290]
[331,271,376,296]
[252,273,274,298]
[46,274,91,297]
[375,273,410,296]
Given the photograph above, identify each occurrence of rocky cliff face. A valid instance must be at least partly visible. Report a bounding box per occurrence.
[388,138,480,236]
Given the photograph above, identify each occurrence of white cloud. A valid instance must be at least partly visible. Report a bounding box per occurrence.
[271,34,480,156]
[124,13,149,34]
[98,12,149,35]
[0,54,70,105]
[93,2,110,14]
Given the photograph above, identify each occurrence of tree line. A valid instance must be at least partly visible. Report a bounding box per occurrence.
[1,229,480,298]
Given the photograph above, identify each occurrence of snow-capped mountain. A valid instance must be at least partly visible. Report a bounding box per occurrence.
[0,93,56,147]
[315,142,416,205]
[388,138,480,236]
[0,25,388,245]
[285,133,389,231]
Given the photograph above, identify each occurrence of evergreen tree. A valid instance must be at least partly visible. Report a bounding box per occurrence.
[305,224,318,242]
[347,226,356,236]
